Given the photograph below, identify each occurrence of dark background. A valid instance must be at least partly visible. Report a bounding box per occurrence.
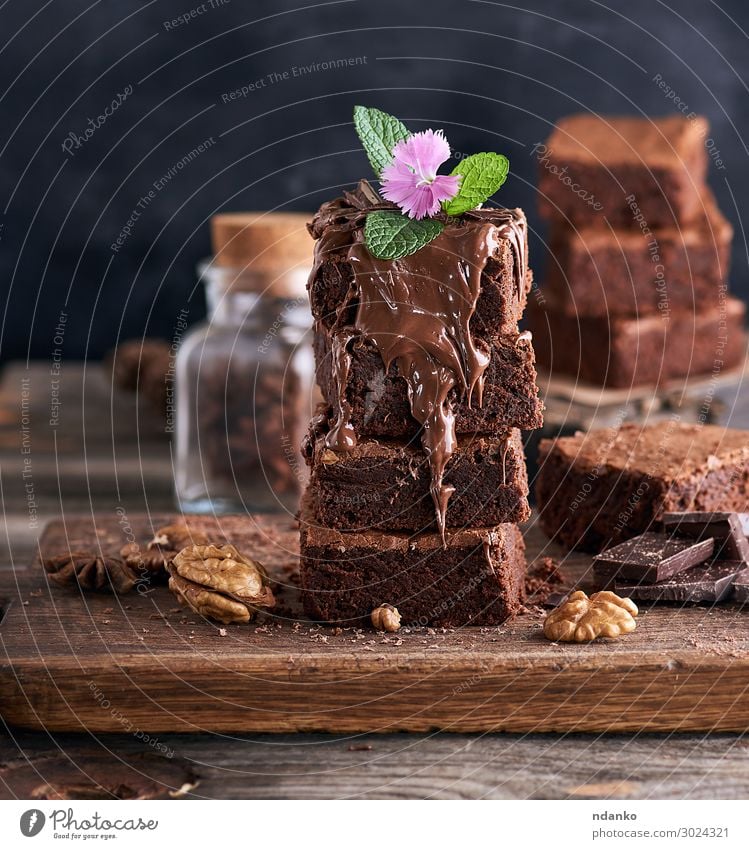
[1,0,747,362]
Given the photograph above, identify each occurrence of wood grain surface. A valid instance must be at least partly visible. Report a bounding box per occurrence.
[2,512,749,735]
[4,727,749,800]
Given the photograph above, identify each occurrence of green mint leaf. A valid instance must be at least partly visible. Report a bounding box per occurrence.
[353,106,411,177]
[442,152,510,216]
[364,210,444,260]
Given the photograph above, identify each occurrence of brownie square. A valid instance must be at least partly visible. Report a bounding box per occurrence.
[308,200,531,339]
[536,422,749,553]
[545,189,732,317]
[299,493,527,627]
[537,114,709,228]
[314,329,544,438]
[528,291,745,388]
[305,418,530,532]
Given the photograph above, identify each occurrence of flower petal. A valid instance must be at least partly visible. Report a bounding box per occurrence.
[380,131,460,219]
[391,129,451,181]
[429,173,461,205]
[381,182,439,219]
[380,159,415,185]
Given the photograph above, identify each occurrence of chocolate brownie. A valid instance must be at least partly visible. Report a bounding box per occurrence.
[299,493,526,627]
[529,291,745,388]
[545,189,732,317]
[305,417,530,532]
[308,194,531,339]
[537,114,709,228]
[314,329,544,437]
[536,422,749,553]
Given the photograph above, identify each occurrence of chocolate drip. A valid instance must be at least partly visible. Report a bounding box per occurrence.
[464,206,527,300]
[311,195,527,540]
[481,538,497,576]
[500,436,509,486]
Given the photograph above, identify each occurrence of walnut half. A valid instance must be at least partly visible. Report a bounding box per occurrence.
[543,590,638,643]
[167,544,275,625]
[120,523,211,584]
[148,523,210,565]
[371,604,401,632]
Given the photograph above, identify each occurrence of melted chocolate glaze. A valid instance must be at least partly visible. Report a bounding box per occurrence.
[309,184,528,540]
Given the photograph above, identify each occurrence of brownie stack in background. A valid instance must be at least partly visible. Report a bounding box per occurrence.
[528,114,746,388]
[298,183,543,627]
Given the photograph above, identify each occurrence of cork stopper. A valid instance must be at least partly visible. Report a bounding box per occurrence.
[209,211,314,297]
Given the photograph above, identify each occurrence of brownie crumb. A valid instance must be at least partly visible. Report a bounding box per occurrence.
[524,557,568,606]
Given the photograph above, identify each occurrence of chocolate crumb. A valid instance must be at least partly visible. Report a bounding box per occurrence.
[525,557,568,605]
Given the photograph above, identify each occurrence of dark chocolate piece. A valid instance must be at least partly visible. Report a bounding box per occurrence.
[309,192,529,537]
[536,422,749,553]
[733,568,749,604]
[662,512,749,562]
[542,591,570,609]
[616,561,745,604]
[594,532,714,583]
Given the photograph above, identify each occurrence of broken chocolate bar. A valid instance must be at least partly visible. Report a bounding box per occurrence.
[594,532,714,583]
[662,512,749,562]
[542,590,570,609]
[616,561,745,604]
[733,568,749,604]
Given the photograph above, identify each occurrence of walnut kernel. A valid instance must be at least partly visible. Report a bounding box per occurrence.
[149,524,209,557]
[119,542,168,577]
[371,604,401,632]
[543,590,638,643]
[167,543,275,625]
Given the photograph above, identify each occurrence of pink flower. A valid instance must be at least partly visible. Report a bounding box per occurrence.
[381,130,461,219]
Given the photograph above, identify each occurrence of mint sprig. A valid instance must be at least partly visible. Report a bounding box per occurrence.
[352,107,511,260]
[353,106,411,177]
[364,211,444,260]
[442,152,509,216]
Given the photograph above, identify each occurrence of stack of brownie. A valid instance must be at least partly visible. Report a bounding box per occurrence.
[298,184,544,627]
[529,114,746,388]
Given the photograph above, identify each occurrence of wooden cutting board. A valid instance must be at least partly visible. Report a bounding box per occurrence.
[2,513,749,734]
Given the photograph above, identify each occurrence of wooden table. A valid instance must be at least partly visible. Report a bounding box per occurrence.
[2,362,749,800]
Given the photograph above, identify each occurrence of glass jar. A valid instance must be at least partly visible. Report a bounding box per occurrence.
[175,213,316,514]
